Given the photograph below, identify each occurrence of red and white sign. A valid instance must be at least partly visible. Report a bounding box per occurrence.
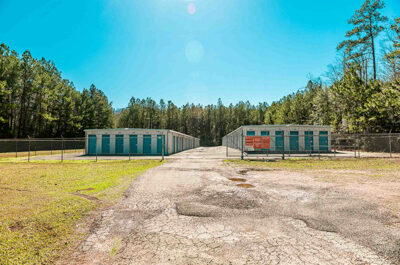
[245,136,270,149]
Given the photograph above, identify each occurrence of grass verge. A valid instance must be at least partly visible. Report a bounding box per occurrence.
[225,158,400,182]
[225,158,400,170]
[0,160,163,265]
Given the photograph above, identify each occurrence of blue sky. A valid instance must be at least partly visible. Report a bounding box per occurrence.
[1,0,399,108]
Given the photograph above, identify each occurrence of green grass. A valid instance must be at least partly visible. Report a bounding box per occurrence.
[225,158,400,171]
[0,160,163,265]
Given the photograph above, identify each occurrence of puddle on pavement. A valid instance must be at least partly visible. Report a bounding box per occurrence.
[229,178,247,182]
[237,183,255,188]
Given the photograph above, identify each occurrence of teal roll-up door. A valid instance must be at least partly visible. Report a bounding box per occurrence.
[115,135,124,154]
[88,135,96,154]
[143,135,152,154]
[157,135,165,154]
[290,131,299,151]
[173,136,175,153]
[319,131,329,151]
[129,135,137,154]
[275,131,284,151]
[305,131,314,151]
[102,135,110,154]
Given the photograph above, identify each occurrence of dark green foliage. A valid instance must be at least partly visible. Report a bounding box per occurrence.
[0,44,113,138]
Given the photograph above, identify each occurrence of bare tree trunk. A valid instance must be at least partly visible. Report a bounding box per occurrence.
[370,25,377,80]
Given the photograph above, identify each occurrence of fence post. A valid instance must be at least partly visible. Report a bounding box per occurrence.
[241,129,244,160]
[34,141,37,156]
[333,138,336,158]
[61,136,64,162]
[354,136,357,158]
[161,134,165,161]
[318,141,321,160]
[282,131,285,160]
[389,132,392,158]
[28,136,31,162]
[226,137,228,157]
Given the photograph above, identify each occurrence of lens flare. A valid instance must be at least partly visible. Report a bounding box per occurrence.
[188,3,196,15]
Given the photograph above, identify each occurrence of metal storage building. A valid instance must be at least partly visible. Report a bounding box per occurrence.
[222,125,331,153]
[85,128,200,156]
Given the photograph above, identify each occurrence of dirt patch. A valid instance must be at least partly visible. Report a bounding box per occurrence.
[76,187,94,192]
[292,216,337,233]
[238,168,274,175]
[72,193,100,202]
[9,221,25,231]
[237,184,255,188]
[0,187,30,192]
[229,178,246,182]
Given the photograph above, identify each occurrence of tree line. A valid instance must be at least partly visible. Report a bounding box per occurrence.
[1,0,399,145]
[0,44,113,138]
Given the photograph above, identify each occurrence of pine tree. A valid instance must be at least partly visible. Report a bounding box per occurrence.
[337,0,388,80]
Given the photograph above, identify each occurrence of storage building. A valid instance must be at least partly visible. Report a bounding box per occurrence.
[85,129,200,156]
[222,125,331,153]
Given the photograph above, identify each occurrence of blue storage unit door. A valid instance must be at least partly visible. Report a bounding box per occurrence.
[319,131,329,151]
[115,135,124,154]
[290,131,299,151]
[173,136,175,153]
[157,135,165,154]
[102,135,110,154]
[275,131,284,151]
[88,135,96,154]
[129,135,137,154]
[305,131,314,151]
[143,135,152,154]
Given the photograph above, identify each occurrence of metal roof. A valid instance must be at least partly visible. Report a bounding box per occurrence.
[224,124,331,137]
[84,128,199,139]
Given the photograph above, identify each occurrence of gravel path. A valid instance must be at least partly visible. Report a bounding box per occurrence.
[62,147,400,265]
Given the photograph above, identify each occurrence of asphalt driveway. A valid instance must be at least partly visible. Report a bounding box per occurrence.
[62,147,400,265]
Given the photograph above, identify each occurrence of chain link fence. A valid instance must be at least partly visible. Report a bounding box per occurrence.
[0,135,169,162]
[223,133,400,159]
[0,138,86,162]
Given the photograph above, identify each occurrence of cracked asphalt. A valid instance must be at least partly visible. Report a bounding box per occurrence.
[62,147,400,265]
